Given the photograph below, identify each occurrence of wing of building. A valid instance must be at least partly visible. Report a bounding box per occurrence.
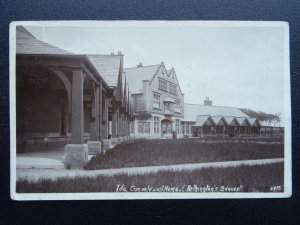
[183,98,265,137]
[16,26,132,161]
[124,62,185,138]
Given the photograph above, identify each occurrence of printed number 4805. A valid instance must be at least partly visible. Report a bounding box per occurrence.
[270,185,282,191]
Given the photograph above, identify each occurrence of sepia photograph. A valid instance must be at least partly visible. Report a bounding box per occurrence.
[10,21,291,200]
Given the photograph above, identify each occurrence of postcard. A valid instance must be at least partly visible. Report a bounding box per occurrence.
[10,20,291,200]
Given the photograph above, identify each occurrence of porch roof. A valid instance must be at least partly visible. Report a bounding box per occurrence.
[87,54,122,87]
[224,116,240,126]
[16,26,72,55]
[192,115,215,127]
[164,97,175,103]
[248,118,262,127]
[236,117,250,126]
[210,115,227,126]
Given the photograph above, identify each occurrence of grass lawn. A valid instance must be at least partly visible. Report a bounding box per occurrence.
[16,163,284,193]
[86,138,284,170]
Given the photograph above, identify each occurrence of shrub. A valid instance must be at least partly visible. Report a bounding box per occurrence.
[85,138,284,170]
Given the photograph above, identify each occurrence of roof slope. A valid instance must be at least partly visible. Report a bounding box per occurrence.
[16,26,72,55]
[236,117,250,126]
[224,116,239,126]
[184,103,249,122]
[211,116,227,126]
[124,65,160,93]
[88,55,122,87]
[248,118,261,127]
[193,115,215,127]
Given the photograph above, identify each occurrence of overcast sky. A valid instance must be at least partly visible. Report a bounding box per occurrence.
[25,22,287,119]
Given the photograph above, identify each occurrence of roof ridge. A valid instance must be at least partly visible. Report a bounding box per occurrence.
[185,103,244,109]
[85,53,122,57]
[124,64,160,70]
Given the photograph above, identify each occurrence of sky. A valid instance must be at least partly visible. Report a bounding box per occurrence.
[25,22,287,120]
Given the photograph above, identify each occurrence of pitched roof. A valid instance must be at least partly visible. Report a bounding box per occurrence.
[87,55,122,87]
[248,118,261,127]
[166,67,183,96]
[224,116,239,126]
[193,115,215,127]
[259,121,279,127]
[236,117,250,126]
[16,26,72,55]
[124,65,160,93]
[211,116,227,126]
[184,103,249,122]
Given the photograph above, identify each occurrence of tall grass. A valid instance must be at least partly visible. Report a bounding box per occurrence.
[86,139,284,170]
[17,163,284,193]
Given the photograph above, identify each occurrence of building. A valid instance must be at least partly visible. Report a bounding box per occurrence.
[16,27,132,160]
[184,98,262,137]
[125,62,185,138]
[15,26,282,159]
[88,53,132,141]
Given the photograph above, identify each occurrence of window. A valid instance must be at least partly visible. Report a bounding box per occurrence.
[164,102,174,110]
[167,124,172,134]
[162,122,172,134]
[144,122,150,133]
[138,122,150,134]
[121,116,124,134]
[154,116,160,134]
[175,99,181,113]
[159,79,167,91]
[181,123,185,134]
[175,119,180,133]
[153,93,161,109]
[186,124,190,134]
[169,83,177,95]
[130,121,134,133]
[138,122,144,133]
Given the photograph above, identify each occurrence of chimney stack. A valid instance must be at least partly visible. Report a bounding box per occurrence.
[110,52,115,55]
[137,62,143,67]
[118,51,122,55]
[204,97,212,106]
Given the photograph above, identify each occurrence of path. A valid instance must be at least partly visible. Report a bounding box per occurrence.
[16,158,284,182]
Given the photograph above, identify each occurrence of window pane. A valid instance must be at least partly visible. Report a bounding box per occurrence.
[138,122,143,133]
[167,124,172,134]
[159,79,167,91]
[144,122,150,133]
[153,94,160,108]
[169,83,176,95]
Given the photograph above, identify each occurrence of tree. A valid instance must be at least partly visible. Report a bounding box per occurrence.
[239,108,281,126]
